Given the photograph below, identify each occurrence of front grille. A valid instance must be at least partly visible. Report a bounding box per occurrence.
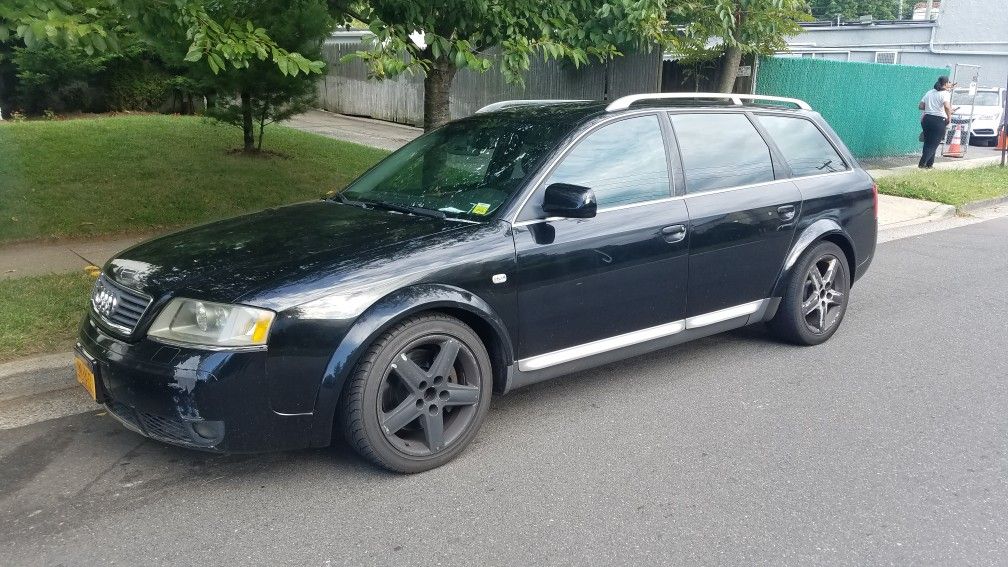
[107,401,197,445]
[137,413,191,443]
[91,275,152,335]
[974,129,995,136]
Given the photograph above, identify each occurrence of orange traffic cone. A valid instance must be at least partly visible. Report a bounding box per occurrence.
[997,126,1007,151]
[943,124,965,158]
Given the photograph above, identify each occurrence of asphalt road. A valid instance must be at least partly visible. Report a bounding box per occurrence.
[2,217,1007,566]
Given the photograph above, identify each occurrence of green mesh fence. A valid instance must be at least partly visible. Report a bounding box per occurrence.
[755,56,949,158]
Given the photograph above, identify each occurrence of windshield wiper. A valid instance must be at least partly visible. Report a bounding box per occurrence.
[356,199,446,220]
[329,192,366,207]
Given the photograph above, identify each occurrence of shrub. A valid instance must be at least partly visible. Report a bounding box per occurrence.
[106,67,172,112]
[13,45,111,114]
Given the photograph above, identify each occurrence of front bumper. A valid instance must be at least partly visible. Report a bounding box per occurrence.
[953,118,1001,139]
[78,315,315,453]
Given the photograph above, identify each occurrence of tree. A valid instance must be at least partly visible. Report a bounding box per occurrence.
[1,1,326,75]
[202,1,331,152]
[2,0,331,148]
[667,0,807,93]
[808,0,910,20]
[338,1,666,131]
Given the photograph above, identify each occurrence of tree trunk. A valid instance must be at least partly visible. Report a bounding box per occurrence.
[716,46,743,94]
[240,90,255,152]
[258,111,267,151]
[423,60,457,132]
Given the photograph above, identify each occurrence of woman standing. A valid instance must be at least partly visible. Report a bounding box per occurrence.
[918,76,956,168]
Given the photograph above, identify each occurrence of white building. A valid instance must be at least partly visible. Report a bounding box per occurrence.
[782,0,1008,88]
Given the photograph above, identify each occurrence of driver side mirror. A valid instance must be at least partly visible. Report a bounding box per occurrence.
[542,183,597,219]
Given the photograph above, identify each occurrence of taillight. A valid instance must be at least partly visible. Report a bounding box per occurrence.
[871,182,878,220]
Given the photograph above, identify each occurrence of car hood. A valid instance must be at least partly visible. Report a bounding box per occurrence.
[106,201,468,307]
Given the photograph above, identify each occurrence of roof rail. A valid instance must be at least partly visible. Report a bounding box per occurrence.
[475,99,590,114]
[605,93,812,112]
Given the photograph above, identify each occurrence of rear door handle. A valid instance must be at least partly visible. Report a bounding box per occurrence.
[661,224,686,243]
[777,205,796,222]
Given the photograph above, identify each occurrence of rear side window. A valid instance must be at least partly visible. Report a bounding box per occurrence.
[668,113,775,193]
[543,115,670,207]
[757,115,847,177]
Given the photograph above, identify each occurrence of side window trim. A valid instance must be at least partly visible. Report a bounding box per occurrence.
[753,113,851,177]
[516,112,673,220]
[743,111,791,180]
[657,112,686,198]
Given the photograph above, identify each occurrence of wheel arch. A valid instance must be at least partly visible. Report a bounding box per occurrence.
[306,283,514,447]
[772,219,857,301]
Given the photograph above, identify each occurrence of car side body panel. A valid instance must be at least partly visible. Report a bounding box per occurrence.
[305,282,516,448]
[260,219,518,417]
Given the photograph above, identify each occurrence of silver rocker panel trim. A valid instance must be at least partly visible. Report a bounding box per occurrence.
[517,299,768,372]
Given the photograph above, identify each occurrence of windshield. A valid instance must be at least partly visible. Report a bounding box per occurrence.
[952,90,1002,107]
[339,116,572,221]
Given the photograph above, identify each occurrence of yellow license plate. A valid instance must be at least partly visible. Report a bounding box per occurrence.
[74,354,97,401]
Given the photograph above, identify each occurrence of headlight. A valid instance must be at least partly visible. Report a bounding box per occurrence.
[148,298,275,348]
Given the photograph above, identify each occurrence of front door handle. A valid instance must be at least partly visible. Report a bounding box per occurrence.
[661,224,687,243]
[777,205,796,222]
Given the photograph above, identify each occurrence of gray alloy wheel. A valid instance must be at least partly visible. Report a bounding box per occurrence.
[801,254,847,335]
[769,241,850,346]
[376,334,482,456]
[338,313,492,473]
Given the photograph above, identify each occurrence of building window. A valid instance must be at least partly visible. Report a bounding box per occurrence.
[874,51,899,64]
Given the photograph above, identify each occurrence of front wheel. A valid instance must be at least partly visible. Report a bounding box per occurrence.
[338,313,493,473]
[769,241,850,346]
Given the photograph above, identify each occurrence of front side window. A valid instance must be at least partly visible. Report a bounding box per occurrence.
[341,116,571,220]
[669,113,775,193]
[757,115,847,177]
[543,115,671,208]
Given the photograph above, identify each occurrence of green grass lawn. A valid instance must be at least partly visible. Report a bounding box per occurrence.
[876,166,1008,208]
[0,272,94,362]
[0,115,389,243]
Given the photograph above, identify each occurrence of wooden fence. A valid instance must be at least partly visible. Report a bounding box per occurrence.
[317,34,662,126]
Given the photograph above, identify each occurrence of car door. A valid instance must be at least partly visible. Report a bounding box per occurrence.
[668,111,802,317]
[511,113,690,361]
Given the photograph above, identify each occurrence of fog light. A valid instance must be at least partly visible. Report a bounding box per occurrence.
[191,420,223,441]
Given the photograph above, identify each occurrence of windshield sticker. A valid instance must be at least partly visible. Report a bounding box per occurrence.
[471,203,491,215]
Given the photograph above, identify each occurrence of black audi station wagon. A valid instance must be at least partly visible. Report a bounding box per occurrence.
[75,94,877,472]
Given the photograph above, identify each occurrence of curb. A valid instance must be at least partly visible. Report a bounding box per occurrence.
[960,194,1008,214]
[878,201,958,232]
[0,352,75,402]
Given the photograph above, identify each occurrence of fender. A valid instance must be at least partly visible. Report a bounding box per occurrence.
[306,283,514,447]
[770,218,855,301]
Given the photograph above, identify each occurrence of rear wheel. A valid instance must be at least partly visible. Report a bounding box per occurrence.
[769,241,850,346]
[338,313,492,473]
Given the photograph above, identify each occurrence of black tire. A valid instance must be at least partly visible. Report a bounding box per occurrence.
[338,312,493,473]
[769,241,851,346]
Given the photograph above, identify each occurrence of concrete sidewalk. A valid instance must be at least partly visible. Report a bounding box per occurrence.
[866,152,1003,179]
[283,110,421,152]
[877,194,955,229]
[0,233,158,280]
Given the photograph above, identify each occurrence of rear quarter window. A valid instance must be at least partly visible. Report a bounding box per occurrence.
[668,113,775,193]
[757,115,848,177]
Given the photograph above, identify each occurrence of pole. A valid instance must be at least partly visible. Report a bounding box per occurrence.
[1002,75,1008,166]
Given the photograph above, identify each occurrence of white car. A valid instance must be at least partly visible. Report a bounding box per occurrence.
[951,87,1006,146]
